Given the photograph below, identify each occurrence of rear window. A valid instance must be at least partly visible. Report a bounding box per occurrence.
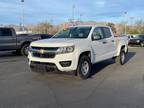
[0,28,13,36]
[102,27,112,38]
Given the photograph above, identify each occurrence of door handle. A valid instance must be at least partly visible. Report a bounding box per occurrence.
[111,40,115,42]
[102,41,107,44]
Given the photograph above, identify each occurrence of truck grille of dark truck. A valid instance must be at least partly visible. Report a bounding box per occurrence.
[31,47,58,58]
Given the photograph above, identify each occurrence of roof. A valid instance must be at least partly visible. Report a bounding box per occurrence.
[70,25,110,28]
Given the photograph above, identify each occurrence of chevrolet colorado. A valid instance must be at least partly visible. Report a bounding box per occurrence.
[28,25,128,79]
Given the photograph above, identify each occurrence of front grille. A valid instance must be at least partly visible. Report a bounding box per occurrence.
[31,46,59,50]
[32,52,56,58]
[31,46,58,58]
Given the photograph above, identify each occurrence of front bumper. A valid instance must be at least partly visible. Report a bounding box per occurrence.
[28,52,78,72]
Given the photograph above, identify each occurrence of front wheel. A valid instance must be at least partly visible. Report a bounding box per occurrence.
[116,49,126,65]
[21,43,30,56]
[77,55,92,80]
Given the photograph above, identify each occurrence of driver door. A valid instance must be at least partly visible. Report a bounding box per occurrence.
[91,27,109,62]
[0,28,16,51]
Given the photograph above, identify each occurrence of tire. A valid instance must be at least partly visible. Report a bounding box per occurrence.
[116,49,126,65]
[77,55,92,80]
[140,42,144,47]
[21,43,30,56]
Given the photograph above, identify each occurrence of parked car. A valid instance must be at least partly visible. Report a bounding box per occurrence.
[28,25,128,79]
[129,35,144,47]
[0,27,48,56]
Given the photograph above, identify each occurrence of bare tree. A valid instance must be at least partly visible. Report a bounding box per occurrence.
[107,22,117,34]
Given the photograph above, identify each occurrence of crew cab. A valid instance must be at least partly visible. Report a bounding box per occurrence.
[0,27,50,56]
[28,25,128,79]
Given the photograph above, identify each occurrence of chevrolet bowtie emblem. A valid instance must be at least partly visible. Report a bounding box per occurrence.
[40,49,44,54]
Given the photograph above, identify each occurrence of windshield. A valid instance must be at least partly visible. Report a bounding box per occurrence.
[53,27,92,39]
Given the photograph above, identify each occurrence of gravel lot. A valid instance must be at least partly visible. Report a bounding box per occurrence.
[0,48,144,108]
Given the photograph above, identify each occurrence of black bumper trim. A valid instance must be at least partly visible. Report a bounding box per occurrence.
[30,61,58,71]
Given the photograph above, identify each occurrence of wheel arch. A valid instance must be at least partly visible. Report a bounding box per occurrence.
[117,45,127,57]
[121,45,128,53]
[20,41,31,49]
[121,45,126,50]
[79,51,91,61]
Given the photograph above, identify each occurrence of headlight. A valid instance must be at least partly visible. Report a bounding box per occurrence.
[57,46,75,54]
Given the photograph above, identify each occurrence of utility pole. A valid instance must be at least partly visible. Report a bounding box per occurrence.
[72,5,75,26]
[124,12,127,35]
[21,0,25,31]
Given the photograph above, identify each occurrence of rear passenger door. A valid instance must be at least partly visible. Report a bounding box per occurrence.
[0,28,17,51]
[101,27,116,58]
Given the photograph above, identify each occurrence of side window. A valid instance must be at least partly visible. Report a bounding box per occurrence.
[102,27,112,38]
[92,27,104,41]
[0,28,13,37]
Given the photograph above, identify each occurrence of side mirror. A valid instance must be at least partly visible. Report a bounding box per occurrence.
[92,33,101,40]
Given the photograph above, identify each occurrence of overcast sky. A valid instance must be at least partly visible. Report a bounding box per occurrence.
[0,0,144,25]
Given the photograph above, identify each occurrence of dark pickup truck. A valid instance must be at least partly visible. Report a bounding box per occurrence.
[0,27,51,56]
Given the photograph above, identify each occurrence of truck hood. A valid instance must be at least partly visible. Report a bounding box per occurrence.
[31,38,86,47]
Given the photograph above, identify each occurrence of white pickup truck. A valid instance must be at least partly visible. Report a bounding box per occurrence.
[28,25,128,79]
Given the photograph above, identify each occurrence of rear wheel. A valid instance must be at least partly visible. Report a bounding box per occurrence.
[116,49,126,65]
[21,43,30,56]
[77,55,92,80]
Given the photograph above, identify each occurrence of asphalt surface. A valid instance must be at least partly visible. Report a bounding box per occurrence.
[0,48,144,108]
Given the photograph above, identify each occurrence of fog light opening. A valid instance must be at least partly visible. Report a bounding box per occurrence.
[60,61,72,67]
